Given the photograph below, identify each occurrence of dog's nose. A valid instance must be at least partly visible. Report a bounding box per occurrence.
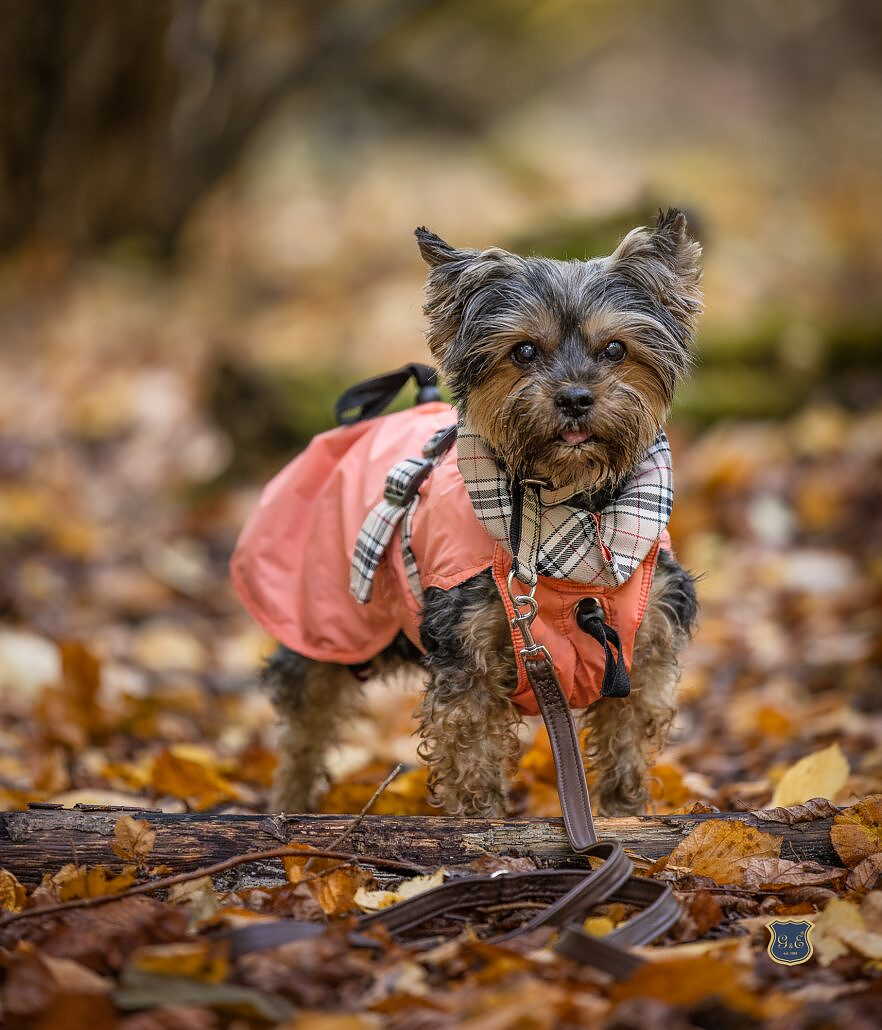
[555,386,594,416]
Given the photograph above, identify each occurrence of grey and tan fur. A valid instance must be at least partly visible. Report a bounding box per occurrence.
[267,209,700,817]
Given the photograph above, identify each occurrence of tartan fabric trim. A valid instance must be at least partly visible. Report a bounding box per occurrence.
[350,456,426,602]
[350,417,673,604]
[457,418,673,588]
[350,431,458,604]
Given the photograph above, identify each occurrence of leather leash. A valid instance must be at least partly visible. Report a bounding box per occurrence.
[225,650,678,977]
[225,367,680,976]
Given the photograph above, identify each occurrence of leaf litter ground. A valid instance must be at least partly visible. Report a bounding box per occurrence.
[1,344,882,1026]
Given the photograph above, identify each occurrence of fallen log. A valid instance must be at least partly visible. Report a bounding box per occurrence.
[0,802,840,886]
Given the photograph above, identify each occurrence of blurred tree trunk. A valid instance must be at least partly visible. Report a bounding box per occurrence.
[0,0,434,258]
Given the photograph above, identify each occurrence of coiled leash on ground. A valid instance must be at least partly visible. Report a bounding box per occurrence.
[227,366,679,977]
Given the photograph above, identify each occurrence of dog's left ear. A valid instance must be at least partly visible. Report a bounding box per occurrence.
[610,208,703,328]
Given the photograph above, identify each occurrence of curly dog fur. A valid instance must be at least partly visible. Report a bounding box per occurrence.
[267,210,701,816]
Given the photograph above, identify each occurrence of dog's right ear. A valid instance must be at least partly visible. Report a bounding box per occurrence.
[414,226,468,267]
[415,227,517,367]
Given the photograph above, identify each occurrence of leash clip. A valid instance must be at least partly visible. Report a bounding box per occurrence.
[507,571,552,663]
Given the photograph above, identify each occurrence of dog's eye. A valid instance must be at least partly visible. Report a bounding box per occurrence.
[511,341,538,365]
[602,339,626,362]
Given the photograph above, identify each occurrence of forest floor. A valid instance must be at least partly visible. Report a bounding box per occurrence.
[1,292,882,1027]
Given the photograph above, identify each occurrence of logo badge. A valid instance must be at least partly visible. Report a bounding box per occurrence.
[767,919,814,965]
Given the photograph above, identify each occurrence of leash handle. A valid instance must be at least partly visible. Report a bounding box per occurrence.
[335,363,440,425]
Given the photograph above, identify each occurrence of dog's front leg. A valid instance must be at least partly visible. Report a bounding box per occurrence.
[418,574,521,817]
[582,551,697,815]
[417,665,521,817]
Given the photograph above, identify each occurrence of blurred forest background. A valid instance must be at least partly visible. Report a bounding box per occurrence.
[3,2,882,1026]
[1,0,881,819]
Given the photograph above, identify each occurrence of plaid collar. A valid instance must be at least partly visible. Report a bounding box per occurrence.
[456,417,673,589]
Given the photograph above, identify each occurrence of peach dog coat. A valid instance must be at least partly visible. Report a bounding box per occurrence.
[231,402,665,715]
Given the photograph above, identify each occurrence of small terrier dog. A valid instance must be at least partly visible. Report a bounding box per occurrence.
[262,209,700,817]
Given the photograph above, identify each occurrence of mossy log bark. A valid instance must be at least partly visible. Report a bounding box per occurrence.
[0,803,840,886]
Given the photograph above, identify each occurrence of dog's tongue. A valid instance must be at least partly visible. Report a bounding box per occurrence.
[561,430,590,445]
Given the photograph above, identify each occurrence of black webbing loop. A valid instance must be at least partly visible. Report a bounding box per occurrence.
[335,363,440,425]
[575,599,632,698]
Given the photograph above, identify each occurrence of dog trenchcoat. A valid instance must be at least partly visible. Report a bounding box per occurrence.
[231,402,667,716]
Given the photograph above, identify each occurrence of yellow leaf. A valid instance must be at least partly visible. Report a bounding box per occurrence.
[649,763,693,811]
[582,916,615,937]
[320,764,433,816]
[354,868,445,913]
[665,819,781,885]
[611,955,772,1017]
[831,794,882,868]
[130,940,230,984]
[46,863,136,901]
[111,815,156,864]
[150,747,240,811]
[770,743,849,808]
[0,867,27,912]
[812,897,866,965]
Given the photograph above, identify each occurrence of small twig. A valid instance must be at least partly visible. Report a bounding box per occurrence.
[302,763,404,878]
[0,846,426,929]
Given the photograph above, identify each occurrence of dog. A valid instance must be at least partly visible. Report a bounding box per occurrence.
[235,209,700,818]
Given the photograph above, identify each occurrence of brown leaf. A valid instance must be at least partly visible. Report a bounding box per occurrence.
[671,890,724,943]
[0,866,27,912]
[1,943,116,1030]
[113,815,157,864]
[150,747,240,811]
[831,794,882,867]
[740,857,845,890]
[0,897,189,975]
[751,797,840,825]
[282,846,369,917]
[846,853,882,892]
[665,819,781,885]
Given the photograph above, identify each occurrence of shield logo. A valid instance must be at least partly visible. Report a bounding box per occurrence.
[767,919,814,965]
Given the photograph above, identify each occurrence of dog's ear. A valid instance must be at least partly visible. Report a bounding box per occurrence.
[415,227,517,364]
[609,208,703,328]
[414,226,470,267]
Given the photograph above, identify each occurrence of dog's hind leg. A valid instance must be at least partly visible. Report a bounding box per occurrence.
[581,550,697,816]
[264,646,363,812]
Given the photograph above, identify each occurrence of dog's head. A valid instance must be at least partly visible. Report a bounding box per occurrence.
[416,210,701,493]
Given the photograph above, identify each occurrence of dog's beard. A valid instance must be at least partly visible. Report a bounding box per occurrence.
[466,379,662,495]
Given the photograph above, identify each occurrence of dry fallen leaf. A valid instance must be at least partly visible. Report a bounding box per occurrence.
[831,794,882,867]
[665,819,781,885]
[112,814,157,864]
[610,954,775,1017]
[355,868,445,912]
[39,862,137,902]
[151,747,240,811]
[752,798,840,825]
[129,940,230,984]
[0,866,27,912]
[740,858,845,891]
[770,743,849,808]
[812,896,877,965]
[283,845,369,916]
[846,853,882,892]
